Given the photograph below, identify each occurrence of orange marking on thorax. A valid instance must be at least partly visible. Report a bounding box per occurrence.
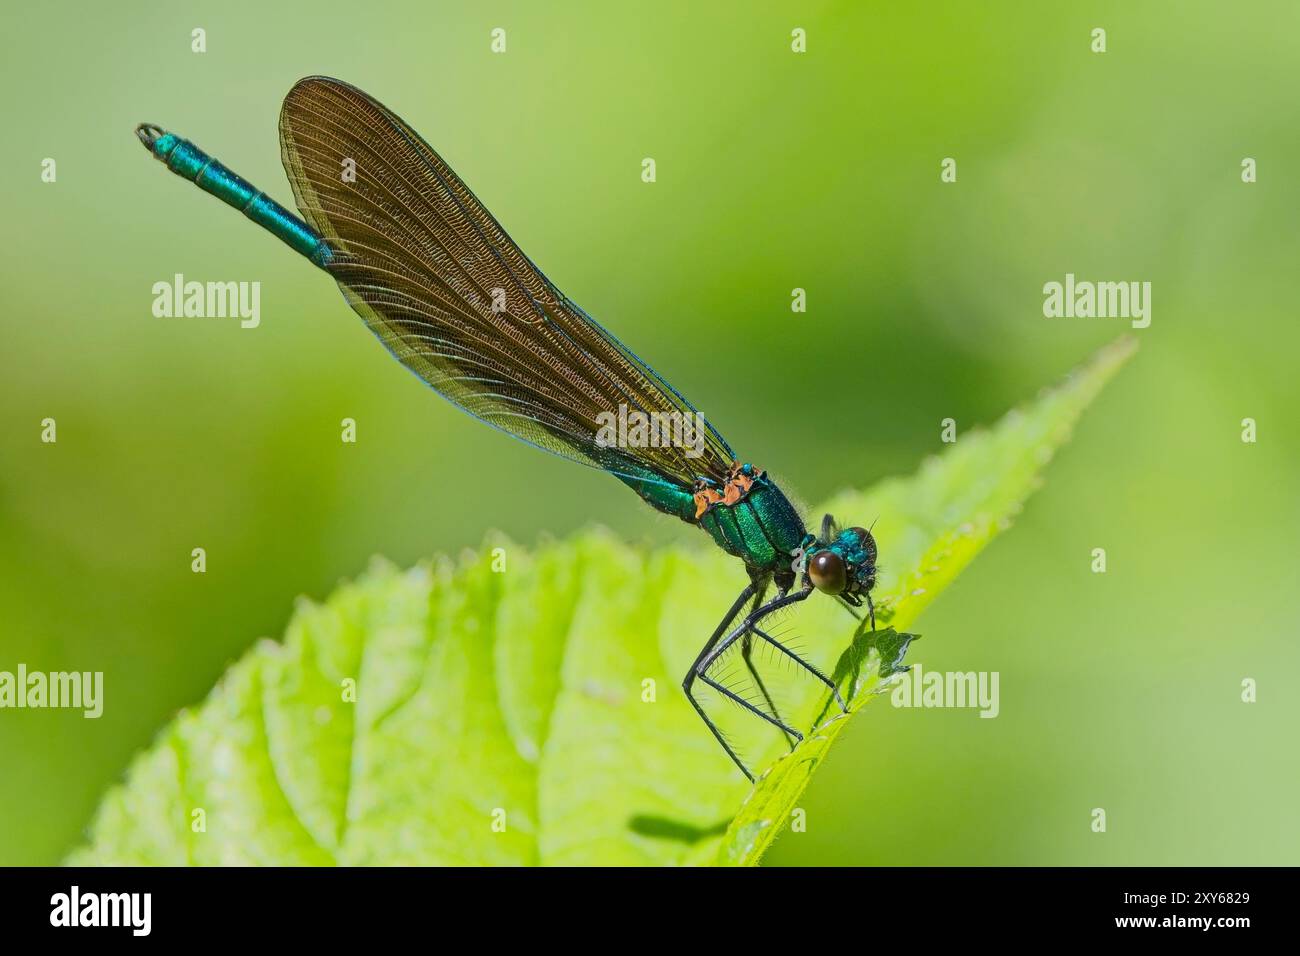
[694,462,765,519]
[693,487,723,519]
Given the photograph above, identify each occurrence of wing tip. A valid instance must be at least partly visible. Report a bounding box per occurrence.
[283,75,366,115]
[288,74,347,93]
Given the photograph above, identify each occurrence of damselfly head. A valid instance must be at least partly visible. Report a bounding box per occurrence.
[806,525,877,597]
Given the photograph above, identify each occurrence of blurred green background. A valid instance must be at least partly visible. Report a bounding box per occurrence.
[2,0,1297,865]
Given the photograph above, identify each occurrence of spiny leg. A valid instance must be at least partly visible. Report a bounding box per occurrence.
[699,586,815,676]
[739,579,798,750]
[740,638,795,749]
[751,625,847,713]
[690,586,818,779]
[698,671,804,742]
[682,578,763,782]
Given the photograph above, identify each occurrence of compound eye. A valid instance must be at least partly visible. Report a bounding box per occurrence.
[847,526,877,563]
[808,550,847,594]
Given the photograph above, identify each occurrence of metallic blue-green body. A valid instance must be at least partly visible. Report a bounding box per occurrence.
[144,131,333,269]
[618,469,807,571]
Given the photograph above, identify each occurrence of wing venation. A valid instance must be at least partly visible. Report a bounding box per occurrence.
[278,76,736,489]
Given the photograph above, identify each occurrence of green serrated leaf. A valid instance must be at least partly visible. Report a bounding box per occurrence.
[69,338,1134,867]
[714,336,1137,864]
[716,626,920,866]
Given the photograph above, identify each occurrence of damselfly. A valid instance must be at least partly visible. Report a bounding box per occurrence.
[135,77,878,781]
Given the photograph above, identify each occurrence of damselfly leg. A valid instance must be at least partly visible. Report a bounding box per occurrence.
[684,582,849,782]
[736,577,801,751]
[682,578,766,780]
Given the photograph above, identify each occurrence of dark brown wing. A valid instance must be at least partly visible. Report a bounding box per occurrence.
[278,75,735,489]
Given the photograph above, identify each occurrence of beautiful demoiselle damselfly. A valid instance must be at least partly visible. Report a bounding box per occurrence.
[135,76,879,781]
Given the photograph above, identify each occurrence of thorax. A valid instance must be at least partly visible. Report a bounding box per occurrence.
[696,471,806,570]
